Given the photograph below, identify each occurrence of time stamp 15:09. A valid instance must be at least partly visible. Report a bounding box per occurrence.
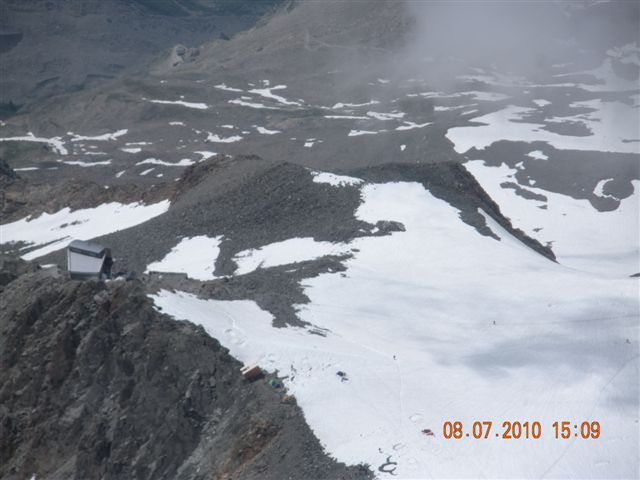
[442,421,601,440]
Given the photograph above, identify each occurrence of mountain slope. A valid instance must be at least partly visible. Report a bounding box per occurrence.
[0,267,371,480]
[0,0,280,109]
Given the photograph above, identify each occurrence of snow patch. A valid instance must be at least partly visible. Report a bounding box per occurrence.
[527,150,548,160]
[146,236,223,281]
[466,160,639,276]
[0,133,68,155]
[348,130,379,137]
[532,99,552,107]
[311,171,364,187]
[367,111,405,121]
[148,99,208,110]
[229,99,277,110]
[332,100,380,109]
[324,115,369,120]
[233,238,351,275]
[1,201,170,260]
[61,160,112,167]
[206,133,243,143]
[214,83,243,92]
[255,126,281,135]
[395,121,432,131]
[594,178,617,199]
[136,158,195,167]
[248,85,301,106]
[446,103,639,154]
[194,151,217,161]
[69,129,128,142]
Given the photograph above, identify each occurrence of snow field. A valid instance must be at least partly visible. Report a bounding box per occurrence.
[152,181,638,478]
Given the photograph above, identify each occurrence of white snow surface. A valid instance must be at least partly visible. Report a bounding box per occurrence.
[594,178,616,199]
[146,236,223,281]
[367,111,405,121]
[464,91,511,102]
[446,102,639,154]
[533,99,552,107]
[466,161,640,276]
[136,158,195,167]
[255,126,281,135]
[233,237,351,276]
[152,181,638,479]
[1,200,170,260]
[395,121,432,131]
[332,101,380,109]
[249,85,301,106]
[214,83,243,92]
[61,159,112,167]
[348,130,379,137]
[229,98,278,110]
[324,115,369,120]
[0,133,68,155]
[69,129,128,142]
[194,151,217,161]
[311,171,364,187]
[206,133,243,143]
[148,99,209,109]
[527,150,549,160]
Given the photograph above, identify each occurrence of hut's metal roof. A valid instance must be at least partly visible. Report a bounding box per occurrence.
[67,239,107,257]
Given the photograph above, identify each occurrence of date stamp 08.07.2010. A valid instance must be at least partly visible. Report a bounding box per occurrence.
[442,421,601,440]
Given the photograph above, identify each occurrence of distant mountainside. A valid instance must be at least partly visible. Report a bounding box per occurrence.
[0,0,282,110]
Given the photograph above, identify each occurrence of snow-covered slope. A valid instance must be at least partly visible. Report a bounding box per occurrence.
[152,180,638,479]
[465,162,639,276]
[1,200,170,260]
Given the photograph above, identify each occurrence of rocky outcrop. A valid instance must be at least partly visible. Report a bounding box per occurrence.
[0,173,171,223]
[0,269,371,480]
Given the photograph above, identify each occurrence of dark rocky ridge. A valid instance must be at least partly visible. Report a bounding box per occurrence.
[1,173,172,223]
[41,154,371,276]
[0,267,372,480]
[39,154,555,329]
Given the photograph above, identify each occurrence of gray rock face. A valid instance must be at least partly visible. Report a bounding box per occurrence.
[0,269,371,480]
